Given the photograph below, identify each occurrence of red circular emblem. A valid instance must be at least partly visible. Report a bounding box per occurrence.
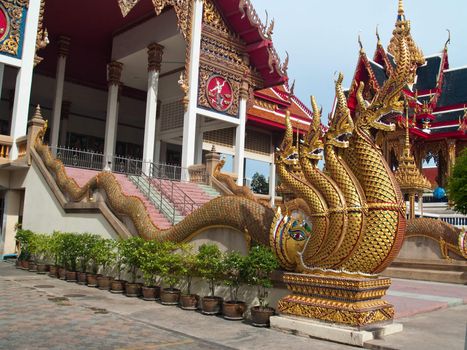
[206,75,233,112]
[0,5,8,42]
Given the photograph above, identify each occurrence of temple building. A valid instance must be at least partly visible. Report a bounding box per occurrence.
[347,2,467,213]
[0,0,314,255]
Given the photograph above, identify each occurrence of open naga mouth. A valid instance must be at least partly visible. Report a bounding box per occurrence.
[375,113,396,130]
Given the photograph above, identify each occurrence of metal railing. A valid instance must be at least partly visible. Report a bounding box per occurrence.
[51,146,209,224]
[52,146,104,171]
[111,155,143,175]
[147,163,202,218]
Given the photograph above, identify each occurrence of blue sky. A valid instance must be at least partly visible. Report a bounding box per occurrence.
[251,0,467,117]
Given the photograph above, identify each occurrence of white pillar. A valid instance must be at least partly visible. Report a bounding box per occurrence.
[103,61,123,168]
[50,36,70,150]
[195,117,204,164]
[142,43,163,174]
[181,0,204,180]
[269,162,276,207]
[234,80,248,186]
[10,0,41,160]
[154,116,162,164]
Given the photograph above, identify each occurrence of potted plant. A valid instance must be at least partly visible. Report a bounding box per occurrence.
[110,240,126,293]
[48,231,64,278]
[179,244,199,310]
[159,242,182,305]
[245,245,279,327]
[34,234,51,274]
[15,228,34,270]
[95,239,116,290]
[27,232,39,272]
[62,233,80,281]
[77,233,99,285]
[197,244,224,315]
[138,240,162,301]
[222,251,247,320]
[120,237,145,297]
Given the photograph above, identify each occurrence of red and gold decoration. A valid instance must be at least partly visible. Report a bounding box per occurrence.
[205,75,233,112]
[0,0,28,59]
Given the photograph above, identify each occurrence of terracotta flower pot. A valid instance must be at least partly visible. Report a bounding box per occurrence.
[250,306,275,327]
[110,280,126,294]
[97,276,113,290]
[49,265,58,278]
[77,272,87,285]
[86,274,99,287]
[36,264,49,274]
[20,260,29,270]
[201,296,223,315]
[125,283,142,297]
[58,267,66,280]
[66,271,77,282]
[142,286,161,301]
[223,301,247,320]
[179,294,199,310]
[28,262,37,272]
[160,288,181,305]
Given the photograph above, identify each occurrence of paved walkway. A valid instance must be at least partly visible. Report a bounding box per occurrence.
[0,262,466,350]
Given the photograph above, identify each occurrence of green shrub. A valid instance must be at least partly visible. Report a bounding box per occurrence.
[223,251,247,302]
[447,149,467,214]
[157,241,182,289]
[179,244,198,295]
[245,245,279,309]
[90,238,115,276]
[119,237,145,283]
[49,231,64,266]
[15,228,34,261]
[138,240,163,287]
[77,233,100,273]
[196,244,224,297]
[60,233,82,271]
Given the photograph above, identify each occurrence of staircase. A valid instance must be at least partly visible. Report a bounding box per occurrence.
[128,175,184,225]
[63,166,221,228]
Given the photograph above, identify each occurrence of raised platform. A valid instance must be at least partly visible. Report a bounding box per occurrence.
[278,273,395,328]
[270,315,403,347]
[384,258,467,284]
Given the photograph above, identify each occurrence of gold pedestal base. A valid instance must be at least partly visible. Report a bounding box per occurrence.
[277,272,394,328]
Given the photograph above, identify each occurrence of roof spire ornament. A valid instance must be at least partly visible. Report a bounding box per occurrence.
[376,25,381,45]
[398,0,404,16]
[444,29,451,50]
[358,33,364,53]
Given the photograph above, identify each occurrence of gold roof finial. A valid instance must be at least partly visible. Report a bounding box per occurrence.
[405,98,410,148]
[398,0,404,16]
[376,25,381,45]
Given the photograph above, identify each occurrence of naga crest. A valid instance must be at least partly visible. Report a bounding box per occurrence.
[355,25,410,133]
[301,96,324,161]
[276,111,300,170]
[325,73,354,148]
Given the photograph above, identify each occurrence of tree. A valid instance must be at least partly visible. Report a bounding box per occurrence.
[250,172,269,194]
[447,149,467,214]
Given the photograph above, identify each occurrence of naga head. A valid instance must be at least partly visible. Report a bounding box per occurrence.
[270,206,311,271]
[276,111,300,169]
[300,96,324,162]
[325,73,354,148]
[355,21,411,133]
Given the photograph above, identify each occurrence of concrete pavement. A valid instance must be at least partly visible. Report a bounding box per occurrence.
[0,261,466,350]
